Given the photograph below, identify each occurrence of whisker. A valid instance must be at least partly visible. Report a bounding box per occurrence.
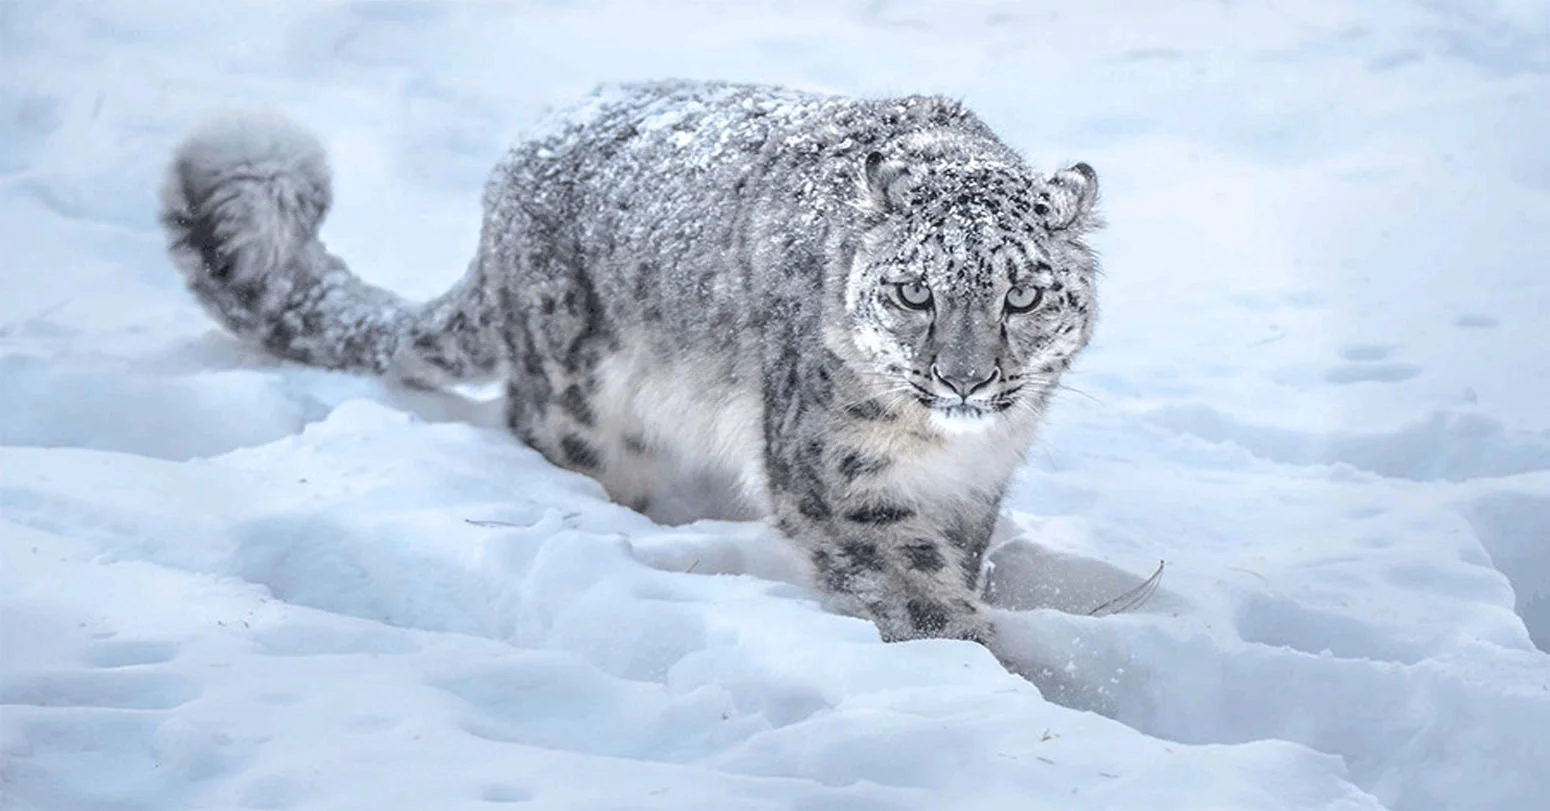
[1054,383,1104,405]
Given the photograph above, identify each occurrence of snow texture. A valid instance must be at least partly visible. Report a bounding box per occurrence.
[2,1,1548,810]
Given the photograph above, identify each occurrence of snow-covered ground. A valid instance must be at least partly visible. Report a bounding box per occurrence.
[3,1,1548,808]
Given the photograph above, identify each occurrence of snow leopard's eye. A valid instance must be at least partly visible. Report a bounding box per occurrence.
[895,281,934,310]
[1005,286,1044,314]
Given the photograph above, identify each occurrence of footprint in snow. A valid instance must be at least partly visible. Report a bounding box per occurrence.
[0,669,201,710]
[482,784,535,803]
[1336,344,1395,362]
[1455,314,1499,329]
[1323,362,1421,384]
[84,639,179,669]
[1323,343,1421,384]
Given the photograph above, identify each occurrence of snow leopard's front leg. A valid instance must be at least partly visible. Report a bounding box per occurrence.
[764,397,997,645]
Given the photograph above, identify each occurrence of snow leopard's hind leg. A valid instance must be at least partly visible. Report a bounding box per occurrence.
[159,114,500,386]
[492,229,663,514]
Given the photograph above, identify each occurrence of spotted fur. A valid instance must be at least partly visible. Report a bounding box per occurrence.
[159,81,1101,647]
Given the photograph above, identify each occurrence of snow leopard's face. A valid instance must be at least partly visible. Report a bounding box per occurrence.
[843,157,1100,432]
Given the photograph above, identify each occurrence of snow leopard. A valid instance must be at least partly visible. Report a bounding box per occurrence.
[160,80,1101,648]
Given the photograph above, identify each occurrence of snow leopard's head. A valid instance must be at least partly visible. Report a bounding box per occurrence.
[841,152,1101,433]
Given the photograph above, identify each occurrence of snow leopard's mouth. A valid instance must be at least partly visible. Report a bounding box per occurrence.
[911,385,1022,417]
[938,403,988,419]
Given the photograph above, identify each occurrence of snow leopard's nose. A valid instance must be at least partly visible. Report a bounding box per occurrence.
[931,363,999,398]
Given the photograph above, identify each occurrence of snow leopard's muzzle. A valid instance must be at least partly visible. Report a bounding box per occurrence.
[903,303,1021,418]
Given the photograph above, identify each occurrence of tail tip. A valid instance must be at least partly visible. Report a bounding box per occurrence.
[162,112,333,269]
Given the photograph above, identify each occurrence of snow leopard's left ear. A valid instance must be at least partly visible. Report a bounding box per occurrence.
[861,151,912,216]
[1039,162,1100,232]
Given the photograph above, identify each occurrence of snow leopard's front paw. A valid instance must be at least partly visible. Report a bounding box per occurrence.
[869,596,995,646]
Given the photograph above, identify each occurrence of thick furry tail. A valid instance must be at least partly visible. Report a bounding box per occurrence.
[160,113,498,385]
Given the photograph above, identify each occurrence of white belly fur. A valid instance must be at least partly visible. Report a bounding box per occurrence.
[590,347,1037,522]
[591,348,769,519]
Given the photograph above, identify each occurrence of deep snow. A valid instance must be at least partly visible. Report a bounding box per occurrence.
[3,1,1549,809]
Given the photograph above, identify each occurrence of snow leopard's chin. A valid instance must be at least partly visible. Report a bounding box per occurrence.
[927,406,998,436]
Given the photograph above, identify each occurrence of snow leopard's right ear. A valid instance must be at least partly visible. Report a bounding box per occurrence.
[1039,162,1101,232]
[862,151,912,215]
